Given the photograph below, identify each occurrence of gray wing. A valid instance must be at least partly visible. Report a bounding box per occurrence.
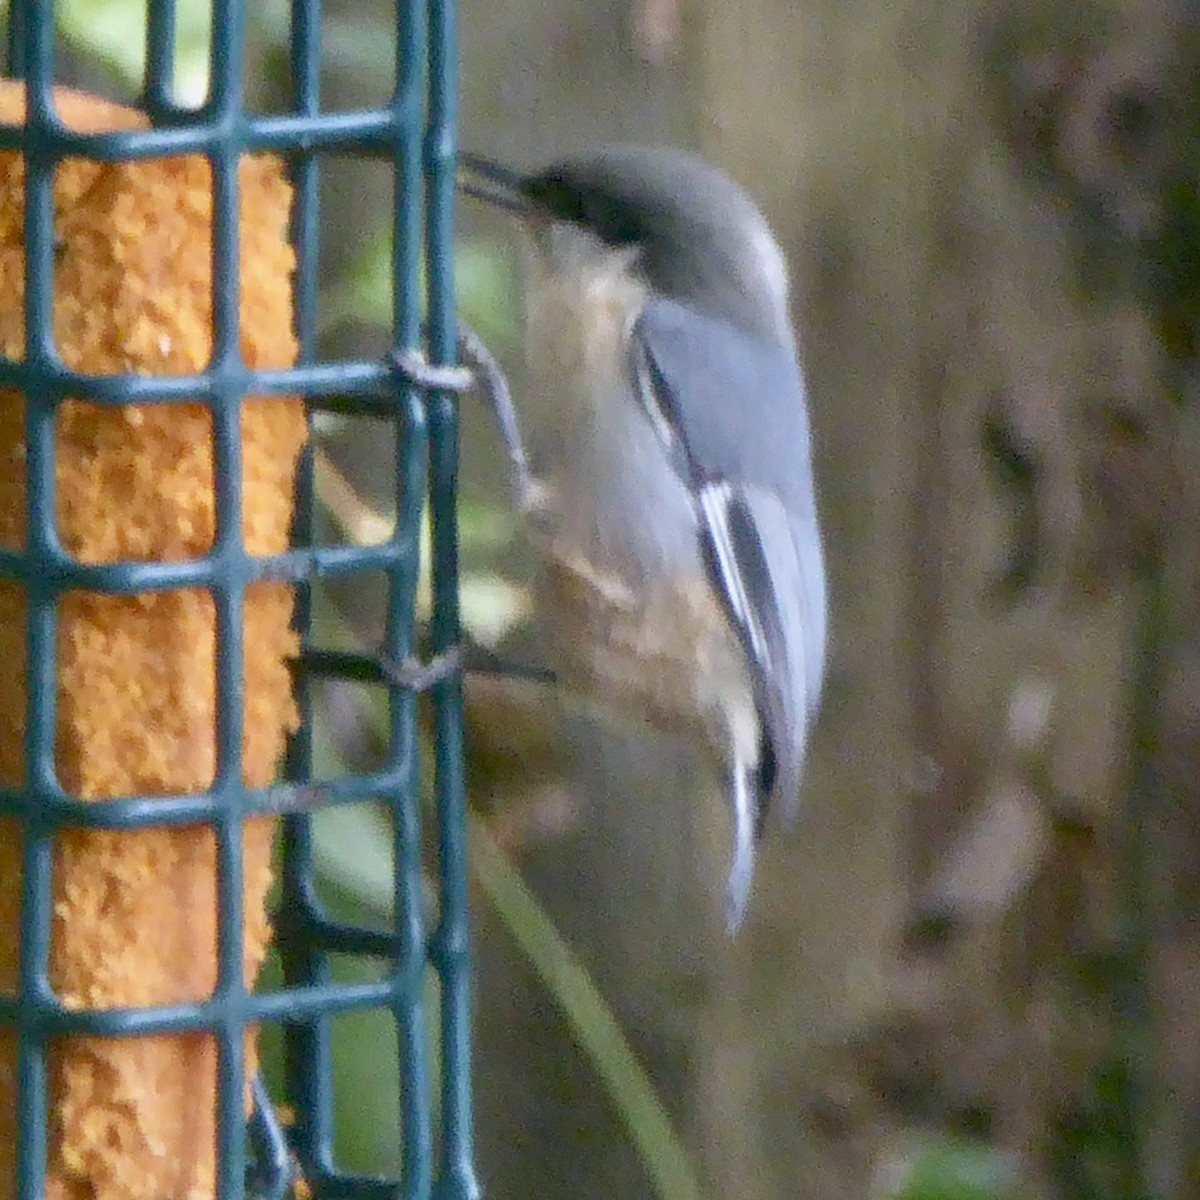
[631,298,826,825]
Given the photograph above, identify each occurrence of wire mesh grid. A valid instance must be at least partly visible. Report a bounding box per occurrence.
[0,1,475,1197]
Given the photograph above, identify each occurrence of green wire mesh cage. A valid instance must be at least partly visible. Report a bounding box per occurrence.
[0,2,476,1198]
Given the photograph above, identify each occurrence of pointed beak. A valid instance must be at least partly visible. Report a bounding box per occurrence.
[456,153,532,215]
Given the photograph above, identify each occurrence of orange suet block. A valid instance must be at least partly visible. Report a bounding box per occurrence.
[0,82,307,1200]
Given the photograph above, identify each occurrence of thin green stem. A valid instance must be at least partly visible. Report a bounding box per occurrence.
[469,818,706,1200]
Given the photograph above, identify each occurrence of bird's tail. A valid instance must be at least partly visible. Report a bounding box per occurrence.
[726,766,758,933]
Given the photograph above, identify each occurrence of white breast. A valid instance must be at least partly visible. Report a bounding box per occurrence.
[522,241,701,589]
[517,236,759,772]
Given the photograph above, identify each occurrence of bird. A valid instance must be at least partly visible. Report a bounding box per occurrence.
[455,145,827,931]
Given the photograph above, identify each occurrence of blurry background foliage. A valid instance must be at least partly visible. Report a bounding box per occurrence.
[5,0,1200,1198]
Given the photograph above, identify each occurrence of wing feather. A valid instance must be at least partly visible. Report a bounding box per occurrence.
[631,299,826,827]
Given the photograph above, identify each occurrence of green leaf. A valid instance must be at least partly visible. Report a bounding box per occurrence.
[322,226,397,332]
[311,802,397,914]
[469,820,706,1200]
[458,497,518,553]
[885,1138,1021,1200]
[56,0,214,105]
[454,236,521,350]
[458,571,531,648]
[321,231,520,353]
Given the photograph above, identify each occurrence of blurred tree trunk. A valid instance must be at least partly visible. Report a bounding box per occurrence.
[676,1,1200,1196]
[677,3,915,1195]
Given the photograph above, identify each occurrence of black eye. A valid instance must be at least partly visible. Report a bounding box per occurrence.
[524,173,588,223]
[524,172,641,246]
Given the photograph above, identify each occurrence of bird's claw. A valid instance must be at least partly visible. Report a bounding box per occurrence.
[386,324,537,510]
[389,346,476,393]
[379,645,464,692]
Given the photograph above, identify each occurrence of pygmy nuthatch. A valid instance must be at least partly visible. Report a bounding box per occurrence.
[459,145,827,931]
